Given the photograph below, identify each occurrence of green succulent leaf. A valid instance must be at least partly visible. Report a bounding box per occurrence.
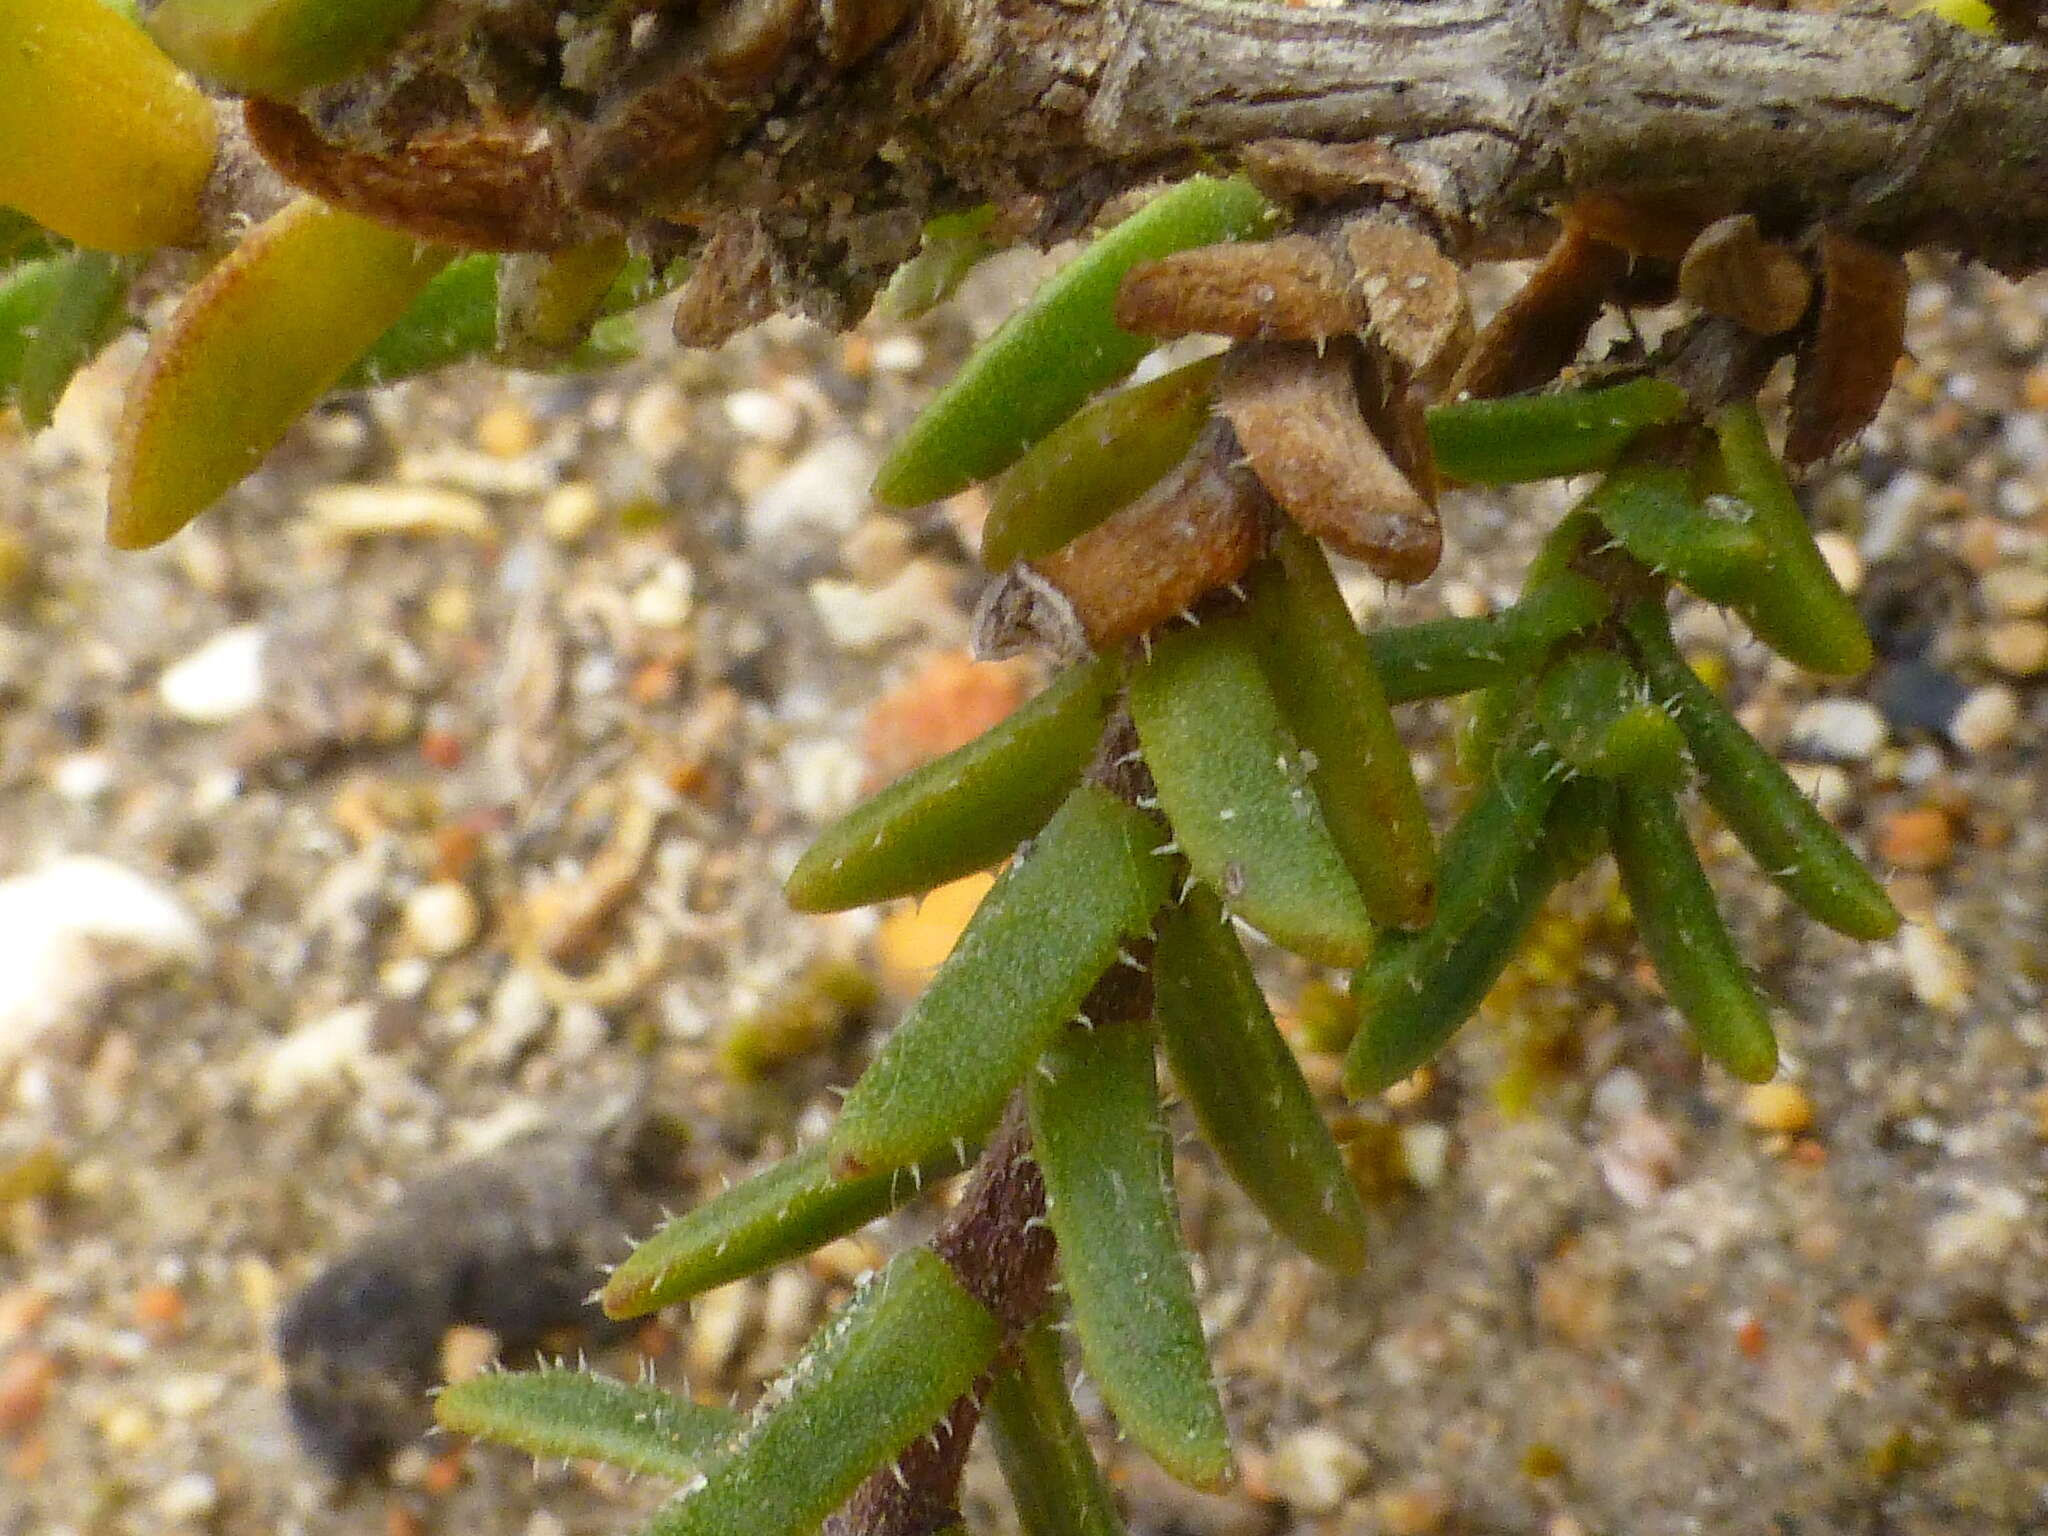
[0,256,70,406]
[1244,524,1438,929]
[1622,600,1899,940]
[874,175,1278,506]
[1426,377,1691,485]
[12,247,136,430]
[646,1248,1000,1536]
[1347,778,1604,1096]
[603,1141,971,1319]
[1368,572,1613,704]
[981,355,1222,569]
[1609,781,1780,1082]
[0,210,55,267]
[1585,458,1770,606]
[1533,648,1687,786]
[144,0,431,96]
[435,1369,741,1482]
[1155,886,1369,1271]
[1031,1016,1233,1491]
[879,205,1003,322]
[1707,400,1875,676]
[829,782,1173,1177]
[785,657,1119,913]
[1129,613,1376,967]
[986,1318,1130,1536]
[1343,727,1571,1095]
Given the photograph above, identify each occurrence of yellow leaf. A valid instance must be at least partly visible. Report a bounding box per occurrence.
[110,198,450,548]
[0,0,218,251]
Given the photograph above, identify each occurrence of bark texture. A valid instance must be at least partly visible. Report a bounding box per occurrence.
[285,0,2048,320]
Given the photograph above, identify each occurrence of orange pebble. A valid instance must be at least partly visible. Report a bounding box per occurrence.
[861,652,1030,787]
[133,1283,188,1342]
[1877,807,1953,872]
[419,729,465,770]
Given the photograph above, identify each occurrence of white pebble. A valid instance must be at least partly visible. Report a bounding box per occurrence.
[307,485,494,543]
[629,558,697,630]
[809,560,963,653]
[154,1472,218,1523]
[404,881,481,958]
[253,1003,375,1110]
[1898,923,1971,1015]
[0,858,206,1069]
[1788,699,1887,763]
[724,387,804,446]
[1813,531,1863,594]
[158,625,267,724]
[745,436,877,549]
[1268,1427,1370,1513]
[1948,684,2020,753]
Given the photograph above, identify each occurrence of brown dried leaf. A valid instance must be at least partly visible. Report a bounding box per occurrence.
[1564,191,1728,263]
[1240,139,1438,209]
[1786,229,1907,464]
[1027,426,1268,647]
[671,214,782,347]
[1678,214,1813,336]
[1114,236,1361,342]
[1447,222,1628,401]
[1343,218,1472,389]
[1355,348,1441,508]
[1220,340,1440,583]
[244,101,577,252]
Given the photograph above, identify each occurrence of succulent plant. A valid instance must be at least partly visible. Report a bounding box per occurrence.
[1,0,2040,1529]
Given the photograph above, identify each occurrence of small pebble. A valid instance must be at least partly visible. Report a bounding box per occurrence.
[0,1349,57,1438]
[1981,619,2048,676]
[404,882,481,958]
[723,388,803,446]
[745,437,876,549]
[1948,684,2020,753]
[1376,1480,1453,1535]
[133,1283,188,1342]
[159,625,267,724]
[1873,660,1967,735]
[1876,807,1954,872]
[686,1281,758,1382]
[154,1471,219,1523]
[1899,922,1972,1014]
[1266,1426,1369,1514]
[1981,564,2048,618]
[255,1003,376,1109]
[1741,1081,1816,1135]
[474,401,539,459]
[308,486,495,543]
[629,559,696,630]
[1789,699,1887,763]
[1814,531,1864,594]
[541,483,604,543]
[438,1325,500,1385]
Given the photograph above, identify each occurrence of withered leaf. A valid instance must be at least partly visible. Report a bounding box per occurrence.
[1027,424,1268,646]
[1343,217,1472,389]
[1114,235,1361,342]
[671,214,782,347]
[1447,221,1627,401]
[1220,340,1440,584]
[1678,214,1813,336]
[1785,229,1907,464]
[245,100,578,252]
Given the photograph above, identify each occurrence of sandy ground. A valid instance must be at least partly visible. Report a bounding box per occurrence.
[1,251,2044,1536]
